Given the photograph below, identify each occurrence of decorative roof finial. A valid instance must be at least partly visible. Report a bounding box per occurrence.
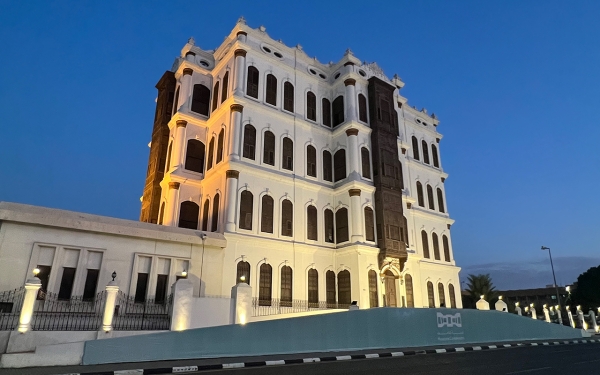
[393,73,401,80]
[258,25,266,32]
[187,37,195,46]
[421,108,428,114]
[345,48,353,56]
[237,16,246,24]
[296,44,303,50]
[432,113,437,119]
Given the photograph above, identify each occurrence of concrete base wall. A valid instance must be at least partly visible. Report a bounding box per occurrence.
[1,341,84,368]
[0,332,10,354]
[249,309,345,323]
[6,330,95,354]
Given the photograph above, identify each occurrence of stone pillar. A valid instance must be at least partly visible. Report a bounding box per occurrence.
[577,307,586,329]
[236,31,247,43]
[555,306,562,325]
[495,297,508,312]
[589,310,598,333]
[225,170,240,232]
[178,68,193,112]
[164,182,180,227]
[233,49,247,96]
[476,296,490,310]
[349,189,363,242]
[543,305,551,322]
[515,304,522,316]
[530,305,537,320]
[170,278,194,331]
[229,104,243,160]
[185,51,196,62]
[171,120,187,169]
[567,308,576,328]
[17,276,41,333]
[230,282,252,325]
[101,281,119,332]
[344,79,357,123]
[346,128,361,178]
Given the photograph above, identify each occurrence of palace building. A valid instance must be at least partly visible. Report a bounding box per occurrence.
[139,18,461,309]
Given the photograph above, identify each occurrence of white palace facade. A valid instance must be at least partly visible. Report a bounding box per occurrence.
[139,19,462,310]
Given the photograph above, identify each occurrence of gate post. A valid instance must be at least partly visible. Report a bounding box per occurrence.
[101,280,119,332]
[17,271,42,333]
[230,282,252,324]
[170,278,194,331]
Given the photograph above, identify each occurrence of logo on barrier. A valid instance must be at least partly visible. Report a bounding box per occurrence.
[437,312,462,328]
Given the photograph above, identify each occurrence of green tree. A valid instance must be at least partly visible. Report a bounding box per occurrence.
[463,274,498,308]
[571,265,600,311]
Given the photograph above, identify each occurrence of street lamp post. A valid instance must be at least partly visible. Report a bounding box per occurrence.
[541,246,561,309]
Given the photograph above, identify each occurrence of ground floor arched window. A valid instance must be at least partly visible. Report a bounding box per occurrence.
[338,270,351,306]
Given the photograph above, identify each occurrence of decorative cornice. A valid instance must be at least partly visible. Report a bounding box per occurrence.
[234,49,247,58]
[348,189,361,197]
[169,182,181,190]
[176,120,188,128]
[345,128,359,137]
[230,104,244,113]
[182,68,193,76]
[344,78,356,86]
[226,170,240,179]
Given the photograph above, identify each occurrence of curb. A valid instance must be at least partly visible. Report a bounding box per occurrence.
[62,338,599,375]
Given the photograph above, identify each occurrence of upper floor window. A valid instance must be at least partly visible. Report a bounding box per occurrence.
[185,139,205,173]
[437,188,445,213]
[212,81,220,112]
[216,129,224,164]
[211,194,220,232]
[443,235,451,262]
[416,182,424,207]
[261,195,274,233]
[247,66,259,99]
[361,147,371,179]
[411,136,420,160]
[282,137,294,171]
[206,137,215,171]
[201,199,210,231]
[281,199,293,237]
[306,91,317,121]
[179,201,199,230]
[379,97,391,124]
[332,96,344,126]
[239,190,253,230]
[324,208,334,243]
[173,87,180,115]
[432,232,440,260]
[422,140,430,164]
[323,150,332,182]
[335,208,349,243]
[322,98,331,127]
[221,72,229,103]
[358,94,367,123]
[158,202,165,225]
[364,207,375,241]
[165,142,172,172]
[427,184,435,210]
[191,84,210,116]
[283,82,294,112]
[265,74,277,106]
[421,230,430,258]
[398,161,404,189]
[307,205,317,240]
[307,145,317,177]
[263,131,275,166]
[432,144,439,168]
[334,149,347,182]
[243,124,256,160]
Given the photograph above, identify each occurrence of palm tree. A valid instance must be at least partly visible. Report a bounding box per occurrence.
[464,274,498,303]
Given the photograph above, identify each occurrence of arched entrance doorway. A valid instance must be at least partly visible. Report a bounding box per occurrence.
[384,270,397,307]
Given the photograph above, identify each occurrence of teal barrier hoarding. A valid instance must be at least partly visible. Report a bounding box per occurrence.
[82,308,585,365]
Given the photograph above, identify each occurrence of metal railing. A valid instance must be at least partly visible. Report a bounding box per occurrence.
[112,292,172,331]
[252,298,349,317]
[0,288,24,331]
[31,291,105,331]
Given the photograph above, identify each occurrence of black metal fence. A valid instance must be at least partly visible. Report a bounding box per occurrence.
[252,298,349,317]
[112,291,172,331]
[31,292,105,331]
[0,288,24,330]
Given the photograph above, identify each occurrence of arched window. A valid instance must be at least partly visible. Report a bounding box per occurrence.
[335,208,349,243]
[306,91,316,121]
[281,199,293,237]
[283,82,294,112]
[201,199,210,231]
[236,261,250,285]
[322,98,331,127]
[332,96,344,126]
[212,81,220,112]
[185,139,205,173]
[438,283,446,307]
[261,195,274,233]
[158,202,165,225]
[361,147,371,179]
[422,140,430,164]
[411,136,420,160]
[449,284,456,308]
[216,129,224,164]
[364,207,375,241]
[432,232,440,260]
[368,270,378,308]
[416,182,424,207]
[427,281,435,308]
[265,74,277,106]
[239,191,253,230]
[165,142,172,172]
[432,144,439,168]
[282,137,293,171]
[306,145,317,177]
[258,263,272,306]
[334,149,346,182]
[206,137,215,171]
[358,94,367,122]
[324,209,334,243]
[427,185,435,210]
[211,194,220,232]
[191,84,210,116]
[243,124,256,160]
[399,161,404,189]
[437,188,445,213]
[263,131,275,166]
[178,201,199,229]
[308,269,318,305]
[326,270,336,306]
[443,235,451,262]
[323,150,332,182]
[221,72,229,103]
[280,266,293,306]
[421,230,430,258]
[403,216,409,246]
[173,86,180,115]
[338,270,351,306]
[405,274,414,307]
[307,205,317,240]
[246,66,259,99]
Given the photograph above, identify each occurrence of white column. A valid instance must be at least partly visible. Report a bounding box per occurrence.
[230,282,252,324]
[543,305,551,322]
[170,278,194,331]
[101,280,119,332]
[476,296,490,310]
[346,128,360,177]
[225,170,240,232]
[349,189,363,243]
[567,308,576,328]
[344,78,358,123]
[178,68,193,112]
[233,49,247,96]
[229,104,243,160]
[589,310,598,333]
[17,276,41,333]
[164,182,180,227]
[171,120,187,169]
[495,297,508,312]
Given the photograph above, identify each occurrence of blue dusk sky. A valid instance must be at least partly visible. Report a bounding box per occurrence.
[1,1,598,289]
